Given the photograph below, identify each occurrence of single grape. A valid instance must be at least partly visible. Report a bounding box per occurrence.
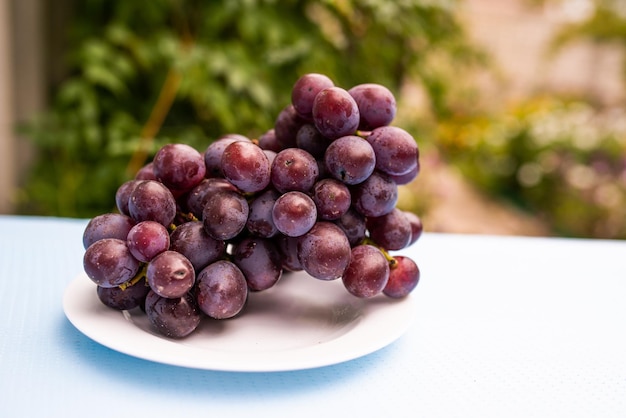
[97,278,150,311]
[334,207,367,247]
[270,148,319,193]
[272,191,317,237]
[275,234,303,271]
[312,87,360,139]
[83,238,141,288]
[221,140,271,193]
[126,220,170,262]
[145,290,201,338]
[169,221,226,272]
[274,104,306,149]
[366,126,419,177]
[146,250,195,299]
[263,149,277,166]
[232,237,283,291]
[383,256,420,298]
[115,179,141,216]
[348,83,397,130]
[312,178,351,220]
[204,138,238,178]
[297,222,351,280]
[404,211,424,245]
[247,188,280,238]
[351,171,398,217]
[196,260,248,319]
[296,123,333,159]
[367,208,412,251]
[258,128,281,152]
[82,212,135,249]
[128,180,177,227]
[342,245,390,298]
[135,162,157,180]
[153,143,206,193]
[388,162,420,185]
[291,73,334,119]
[184,177,238,220]
[202,190,249,240]
[324,135,376,185]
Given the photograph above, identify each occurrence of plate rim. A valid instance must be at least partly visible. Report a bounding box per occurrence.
[63,272,416,372]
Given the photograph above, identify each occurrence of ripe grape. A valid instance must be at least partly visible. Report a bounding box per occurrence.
[366,126,419,177]
[126,220,170,262]
[196,260,248,319]
[135,162,157,181]
[312,178,351,220]
[232,237,283,291]
[324,135,376,185]
[334,207,367,247]
[153,143,206,193]
[270,147,319,193]
[383,256,420,298]
[404,211,424,245]
[221,140,271,193]
[204,137,238,178]
[275,234,303,272]
[82,213,135,249]
[83,238,141,288]
[352,171,398,217]
[169,221,226,272]
[128,180,177,227]
[296,123,333,159]
[145,290,201,338]
[272,191,317,237]
[291,73,334,119]
[97,278,149,311]
[258,128,281,152]
[348,83,397,130]
[312,87,360,139]
[115,179,141,216]
[146,250,195,299]
[184,177,238,219]
[247,188,280,238]
[342,245,390,298]
[274,105,305,148]
[297,222,351,280]
[367,208,412,251]
[202,190,249,240]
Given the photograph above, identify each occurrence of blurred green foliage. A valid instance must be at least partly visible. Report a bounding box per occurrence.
[18,0,480,218]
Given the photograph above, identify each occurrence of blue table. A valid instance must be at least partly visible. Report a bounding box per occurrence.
[1,215,625,417]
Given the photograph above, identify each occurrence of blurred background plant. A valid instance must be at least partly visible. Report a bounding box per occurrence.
[8,0,626,239]
[16,0,482,218]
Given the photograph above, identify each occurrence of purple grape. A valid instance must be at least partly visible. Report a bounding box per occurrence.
[366,126,419,176]
[204,138,238,178]
[274,104,306,149]
[367,208,412,251]
[291,73,335,119]
[169,221,226,272]
[342,245,390,298]
[275,234,303,271]
[221,140,271,193]
[324,135,376,185]
[247,188,280,238]
[296,123,333,159]
[184,177,238,220]
[263,149,277,166]
[270,148,319,193]
[128,180,177,227]
[404,211,423,245]
[348,83,397,130]
[83,238,141,288]
[145,290,201,338]
[135,162,157,180]
[312,178,351,220]
[202,190,249,240]
[272,191,317,237]
[232,237,283,291]
[297,222,351,280]
[146,250,195,299]
[312,87,360,139]
[82,213,135,249]
[196,260,248,319]
[97,278,149,311]
[115,179,141,216]
[383,256,420,298]
[127,220,170,262]
[388,162,420,185]
[153,143,206,193]
[334,208,367,247]
[258,128,281,152]
[351,171,398,217]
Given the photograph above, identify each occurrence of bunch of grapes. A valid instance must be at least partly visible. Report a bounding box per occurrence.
[82,73,422,339]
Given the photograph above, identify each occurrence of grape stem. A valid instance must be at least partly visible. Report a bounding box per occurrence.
[363,237,398,269]
[119,263,147,290]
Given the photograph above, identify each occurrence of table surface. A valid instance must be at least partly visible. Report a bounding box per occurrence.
[1,214,625,417]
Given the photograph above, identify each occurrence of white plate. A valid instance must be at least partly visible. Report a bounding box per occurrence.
[63,271,416,372]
